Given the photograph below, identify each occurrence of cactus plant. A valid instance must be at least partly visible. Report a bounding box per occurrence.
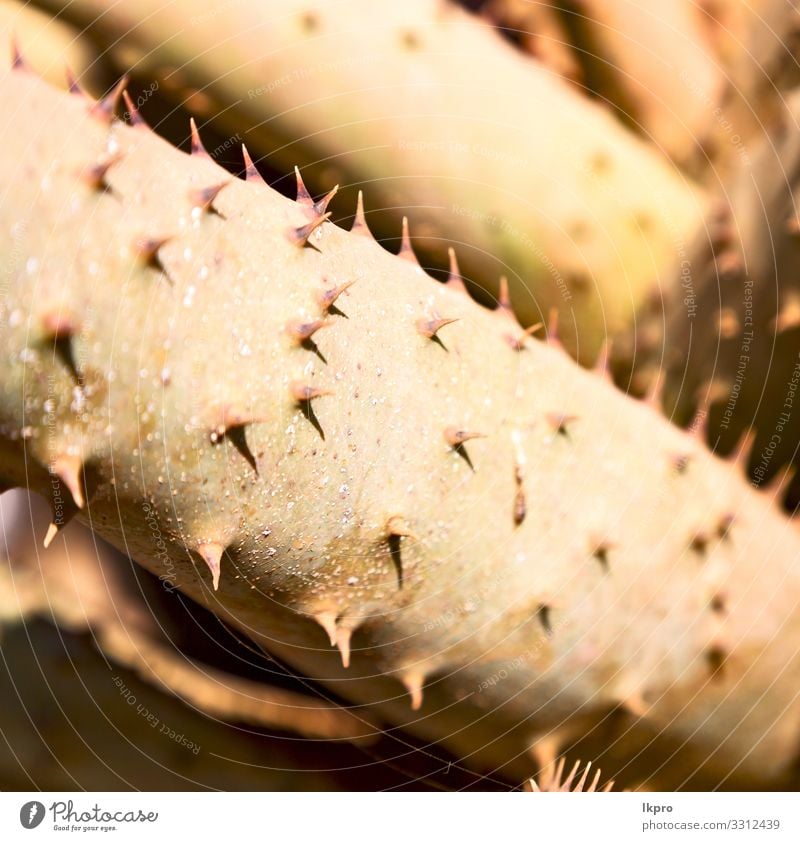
[631,89,800,505]
[34,0,705,364]
[2,60,800,790]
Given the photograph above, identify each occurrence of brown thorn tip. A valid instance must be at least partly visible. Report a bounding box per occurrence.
[336,627,351,668]
[351,191,373,238]
[41,311,78,340]
[133,236,170,267]
[51,455,84,509]
[402,672,425,711]
[416,316,459,339]
[290,381,332,403]
[444,427,487,447]
[294,166,313,207]
[121,90,145,127]
[546,412,577,436]
[189,181,228,211]
[286,318,331,343]
[387,515,416,539]
[82,154,121,191]
[314,611,338,646]
[196,542,223,590]
[398,217,418,263]
[189,118,209,157]
[316,280,355,311]
[89,75,128,123]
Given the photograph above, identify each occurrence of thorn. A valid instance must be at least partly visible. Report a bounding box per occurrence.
[65,65,85,97]
[505,322,543,352]
[537,604,553,636]
[286,212,331,247]
[41,312,78,341]
[208,404,264,442]
[715,250,743,280]
[443,427,486,447]
[386,515,417,539]
[771,291,800,332]
[188,181,228,212]
[446,248,469,295]
[416,315,459,339]
[43,522,61,549]
[43,504,77,549]
[351,191,373,238]
[314,611,338,646]
[316,280,355,312]
[560,760,582,791]
[51,454,84,509]
[729,427,756,471]
[594,339,613,381]
[81,154,121,191]
[401,672,425,711]
[241,144,264,183]
[574,763,595,793]
[645,370,664,407]
[313,184,339,217]
[620,692,649,718]
[196,542,223,590]
[695,377,731,407]
[764,464,795,495]
[513,465,526,526]
[398,217,419,264]
[546,307,564,350]
[121,90,145,127]
[336,626,352,668]
[688,405,709,442]
[285,318,331,344]
[294,166,313,207]
[710,593,727,614]
[591,539,612,572]
[690,531,709,555]
[89,75,128,123]
[132,236,171,270]
[494,275,519,323]
[716,513,735,540]
[290,381,332,403]
[10,36,26,70]
[545,412,577,437]
[671,453,692,474]
[706,645,727,681]
[189,118,210,158]
[717,306,740,339]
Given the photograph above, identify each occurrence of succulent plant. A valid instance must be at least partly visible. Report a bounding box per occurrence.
[2,61,800,790]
